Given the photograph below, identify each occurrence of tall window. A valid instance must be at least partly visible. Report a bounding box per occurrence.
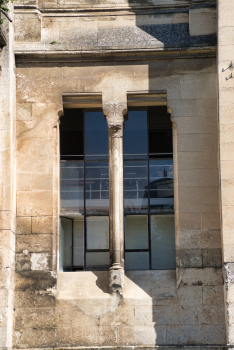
[60,109,109,271]
[60,106,175,271]
[124,107,175,270]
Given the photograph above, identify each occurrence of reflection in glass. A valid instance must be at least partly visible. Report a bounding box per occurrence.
[151,215,176,269]
[60,161,84,213]
[150,159,174,213]
[124,160,148,213]
[87,216,109,250]
[85,161,109,214]
[73,219,84,269]
[85,111,108,160]
[125,215,148,249]
[60,217,72,270]
[86,252,110,270]
[125,252,149,270]
[124,110,148,159]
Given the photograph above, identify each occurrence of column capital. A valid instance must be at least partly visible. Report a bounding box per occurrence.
[102,102,127,126]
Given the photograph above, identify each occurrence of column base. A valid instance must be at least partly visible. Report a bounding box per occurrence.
[109,267,124,295]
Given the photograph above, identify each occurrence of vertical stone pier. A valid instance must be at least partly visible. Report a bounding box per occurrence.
[218,0,234,346]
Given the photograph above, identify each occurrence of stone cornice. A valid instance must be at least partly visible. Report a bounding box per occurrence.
[15,46,216,66]
[13,0,216,13]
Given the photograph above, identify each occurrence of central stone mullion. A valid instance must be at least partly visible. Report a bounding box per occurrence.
[103,102,127,295]
[109,124,124,269]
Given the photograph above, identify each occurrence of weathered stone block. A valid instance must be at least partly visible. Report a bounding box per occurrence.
[15,270,56,291]
[180,249,202,268]
[17,173,32,191]
[31,174,53,191]
[178,268,223,287]
[177,286,203,306]
[202,286,224,306]
[14,13,41,42]
[31,252,52,271]
[189,8,216,36]
[16,252,31,271]
[202,249,222,268]
[16,103,32,121]
[153,305,180,325]
[15,308,55,329]
[16,234,52,253]
[167,325,204,344]
[16,216,31,235]
[203,325,226,344]
[17,191,53,216]
[32,216,53,234]
[181,73,217,100]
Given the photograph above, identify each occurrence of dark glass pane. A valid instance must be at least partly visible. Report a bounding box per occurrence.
[60,109,83,159]
[86,252,110,270]
[60,217,72,271]
[123,109,148,159]
[148,106,173,156]
[125,215,148,249]
[124,160,148,214]
[87,216,109,250]
[85,111,108,160]
[73,218,84,270]
[60,161,84,214]
[125,252,149,270]
[150,159,174,214]
[85,161,109,215]
[151,215,176,269]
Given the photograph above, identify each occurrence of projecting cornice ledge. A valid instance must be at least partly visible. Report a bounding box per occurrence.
[15,46,216,65]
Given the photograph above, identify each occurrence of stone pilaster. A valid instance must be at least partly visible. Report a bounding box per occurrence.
[103,102,127,295]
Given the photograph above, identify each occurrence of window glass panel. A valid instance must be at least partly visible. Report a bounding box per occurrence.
[85,161,109,215]
[125,252,149,270]
[60,109,83,159]
[73,219,84,269]
[125,215,148,249]
[124,160,148,214]
[149,159,174,214]
[86,252,110,270]
[85,111,108,160]
[148,106,173,155]
[151,215,176,269]
[60,217,72,270]
[123,110,148,159]
[60,161,84,214]
[86,216,109,250]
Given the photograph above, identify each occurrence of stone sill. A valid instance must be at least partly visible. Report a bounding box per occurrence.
[57,270,177,300]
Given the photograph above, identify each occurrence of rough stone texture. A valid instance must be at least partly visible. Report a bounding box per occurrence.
[0,0,232,348]
[11,57,225,348]
[0,2,16,348]
[218,0,234,346]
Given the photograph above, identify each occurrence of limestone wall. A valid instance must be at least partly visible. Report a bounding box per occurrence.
[0,4,16,348]
[13,57,225,348]
[218,0,234,347]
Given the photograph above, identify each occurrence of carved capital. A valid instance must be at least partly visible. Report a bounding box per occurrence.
[103,102,127,126]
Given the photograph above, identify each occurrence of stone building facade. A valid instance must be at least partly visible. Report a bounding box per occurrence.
[0,0,234,348]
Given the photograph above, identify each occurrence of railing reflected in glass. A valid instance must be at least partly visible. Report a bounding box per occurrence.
[124,106,176,271]
[60,109,109,271]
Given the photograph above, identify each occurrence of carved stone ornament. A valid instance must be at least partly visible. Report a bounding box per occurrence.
[103,102,127,126]
[108,124,123,138]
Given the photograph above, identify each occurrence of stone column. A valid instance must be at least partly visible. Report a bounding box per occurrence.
[103,102,127,295]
